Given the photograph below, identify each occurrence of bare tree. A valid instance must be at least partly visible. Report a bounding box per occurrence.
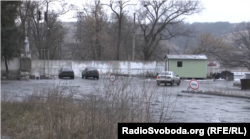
[119,15,135,60]
[190,32,231,60]
[219,22,250,70]
[136,0,202,60]
[17,0,33,55]
[24,0,73,59]
[102,0,134,60]
[75,1,112,60]
[107,14,135,60]
[18,0,74,58]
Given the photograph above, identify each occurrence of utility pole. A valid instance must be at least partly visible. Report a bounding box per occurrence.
[132,13,135,61]
[78,12,83,49]
[43,1,50,77]
[132,4,148,61]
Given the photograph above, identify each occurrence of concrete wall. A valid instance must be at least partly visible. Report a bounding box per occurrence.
[3,58,249,79]
[31,60,73,76]
[1,58,20,74]
[233,72,250,79]
[28,60,166,77]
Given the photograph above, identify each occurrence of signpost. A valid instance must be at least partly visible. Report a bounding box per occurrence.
[187,79,200,91]
[109,74,116,82]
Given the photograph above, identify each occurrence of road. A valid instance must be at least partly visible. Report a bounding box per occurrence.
[1,76,250,122]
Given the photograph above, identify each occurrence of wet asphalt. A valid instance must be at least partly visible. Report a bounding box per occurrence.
[1,76,250,122]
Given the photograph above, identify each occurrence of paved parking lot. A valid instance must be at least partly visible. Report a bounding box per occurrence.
[2,76,248,96]
[1,76,250,122]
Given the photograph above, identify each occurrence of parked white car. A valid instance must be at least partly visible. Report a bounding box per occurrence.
[156,71,181,86]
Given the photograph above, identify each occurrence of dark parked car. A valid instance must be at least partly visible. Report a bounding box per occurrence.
[82,67,99,79]
[59,67,74,79]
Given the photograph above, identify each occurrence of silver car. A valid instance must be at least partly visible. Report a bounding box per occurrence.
[156,71,181,86]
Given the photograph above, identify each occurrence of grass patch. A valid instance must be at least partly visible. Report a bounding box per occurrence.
[1,101,38,137]
[1,78,175,139]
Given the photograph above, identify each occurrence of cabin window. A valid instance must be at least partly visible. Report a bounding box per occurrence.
[177,61,182,67]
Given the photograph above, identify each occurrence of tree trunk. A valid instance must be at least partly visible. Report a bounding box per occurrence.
[144,51,150,61]
[116,19,122,60]
[143,40,150,60]
[98,41,101,60]
[4,55,9,75]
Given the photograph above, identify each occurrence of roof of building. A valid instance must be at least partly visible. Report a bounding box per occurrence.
[166,55,207,60]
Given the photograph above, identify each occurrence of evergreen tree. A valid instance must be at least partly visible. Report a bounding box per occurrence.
[1,1,23,75]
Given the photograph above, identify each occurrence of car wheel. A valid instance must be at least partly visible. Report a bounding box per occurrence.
[71,76,74,79]
[82,75,84,79]
[85,76,88,79]
[177,80,181,86]
[165,83,167,86]
[157,82,160,86]
[97,76,99,80]
[170,80,173,86]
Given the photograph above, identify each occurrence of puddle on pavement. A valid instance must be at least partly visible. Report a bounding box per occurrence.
[155,100,161,103]
[162,117,174,122]
[151,103,159,106]
[177,94,184,97]
[91,83,99,85]
[219,119,229,123]
[177,94,195,98]
[220,109,230,112]
[21,89,33,92]
[168,94,250,122]
[172,111,185,113]
[59,86,80,88]
[242,106,250,110]
[197,96,212,98]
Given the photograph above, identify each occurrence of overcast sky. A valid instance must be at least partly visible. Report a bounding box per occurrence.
[185,0,250,23]
[58,0,250,23]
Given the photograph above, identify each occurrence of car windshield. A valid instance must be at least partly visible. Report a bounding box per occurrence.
[88,67,97,71]
[159,72,171,75]
[62,68,72,71]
